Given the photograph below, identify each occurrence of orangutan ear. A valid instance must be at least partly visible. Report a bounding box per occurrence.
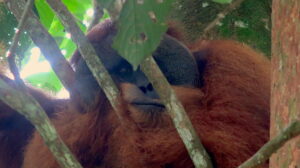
[153,35,200,87]
[192,49,208,87]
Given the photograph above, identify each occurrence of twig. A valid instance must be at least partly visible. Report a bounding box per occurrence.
[6,0,34,87]
[0,78,83,168]
[87,0,104,31]
[202,0,245,38]
[5,0,76,97]
[141,57,213,168]
[238,120,300,168]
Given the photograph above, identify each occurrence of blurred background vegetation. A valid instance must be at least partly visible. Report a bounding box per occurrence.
[0,0,271,95]
[171,0,271,56]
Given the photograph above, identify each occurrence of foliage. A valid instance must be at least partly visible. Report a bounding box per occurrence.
[172,0,271,57]
[113,0,173,69]
[35,0,92,59]
[219,0,271,57]
[0,4,31,60]
[0,0,95,93]
[23,0,91,93]
[0,0,271,93]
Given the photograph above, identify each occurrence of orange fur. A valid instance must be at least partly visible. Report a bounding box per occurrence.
[23,40,270,168]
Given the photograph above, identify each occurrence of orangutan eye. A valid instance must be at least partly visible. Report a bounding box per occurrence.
[119,67,133,76]
[119,68,129,74]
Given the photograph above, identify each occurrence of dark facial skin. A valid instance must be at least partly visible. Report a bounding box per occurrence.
[71,19,202,111]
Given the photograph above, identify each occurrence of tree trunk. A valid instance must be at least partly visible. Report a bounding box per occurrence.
[270,0,300,167]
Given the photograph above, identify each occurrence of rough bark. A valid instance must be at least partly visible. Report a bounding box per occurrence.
[270,0,300,167]
[141,57,213,168]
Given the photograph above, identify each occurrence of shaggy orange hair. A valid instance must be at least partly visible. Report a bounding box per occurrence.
[23,40,270,168]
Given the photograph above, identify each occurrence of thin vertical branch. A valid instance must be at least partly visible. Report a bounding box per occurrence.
[88,0,104,31]
[5,0,77,97]
[6,0,34,87]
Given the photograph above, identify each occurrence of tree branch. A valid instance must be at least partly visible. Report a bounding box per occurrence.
[5,0,76,96]
[6,0,34,87]
[99,1,214,167]
[44,1,153,166]
[44,0,121,112]
[87,0,104,31]
[141,57,213,168]
[44,0,145,135]
[0,78,83,168]
[238,120,300,168]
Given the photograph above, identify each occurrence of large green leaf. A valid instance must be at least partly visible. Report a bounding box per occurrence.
[112,0,173,69]
[35,0,55,29]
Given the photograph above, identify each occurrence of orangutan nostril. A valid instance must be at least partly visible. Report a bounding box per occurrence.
[147,83,153,91]
[139,86,147,93]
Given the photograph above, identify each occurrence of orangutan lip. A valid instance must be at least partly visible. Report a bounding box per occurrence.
[131,101,165,108]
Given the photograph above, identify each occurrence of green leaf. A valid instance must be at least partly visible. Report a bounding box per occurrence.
[59,38,76,59]
[62,0,92,20]
[48,17,65,36]
[35,0,55,29]
[113,0,173,69]
[212,0,232,4]
[36,0,90,38]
